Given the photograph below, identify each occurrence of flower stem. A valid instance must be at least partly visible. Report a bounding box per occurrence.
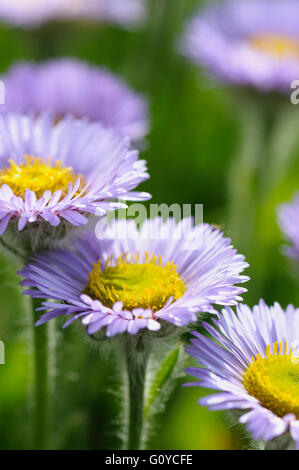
[0,241,53,448]
[227,94,297,301]
[124,345,149,450]
[0,237,25,260]
[228,101,271,254]
[32,297,52,449]
[120,336,184,450]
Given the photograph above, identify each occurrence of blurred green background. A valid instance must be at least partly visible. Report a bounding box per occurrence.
[0,0,299,450]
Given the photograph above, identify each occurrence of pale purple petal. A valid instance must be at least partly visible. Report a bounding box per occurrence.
[19,218,249,338]
[185,300,299,447]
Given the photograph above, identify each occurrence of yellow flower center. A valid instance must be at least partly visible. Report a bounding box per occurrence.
[0,155,84,198]
[250,34,299,59]
[243,341,299,419]
[84,252,186,312]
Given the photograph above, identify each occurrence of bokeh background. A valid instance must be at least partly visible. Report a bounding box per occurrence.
[0,0,299,450]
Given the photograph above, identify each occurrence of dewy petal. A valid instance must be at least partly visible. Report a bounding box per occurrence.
[185,300,299,448]
[19,217,249,339]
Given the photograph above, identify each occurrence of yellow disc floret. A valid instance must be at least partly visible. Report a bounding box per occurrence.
[0,155,84,198]
[243,341,299,419]
[84,252,186,312]
[250,34,299,59]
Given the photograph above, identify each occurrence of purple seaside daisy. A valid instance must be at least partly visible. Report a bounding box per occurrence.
[19,218,249,337]
[278,193,299,259]
[0,0,60,26]
[0,111,150,240]
[0,0,146,29]
[2,59,149,142]
[181,0,299,92]
[185,301,299,449]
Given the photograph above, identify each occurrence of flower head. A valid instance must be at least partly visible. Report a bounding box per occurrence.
[181,0,299,92]
[0,111,150,246]
[185,301,299,449]
[278,193,299,259]
[3,59,149,142]
[0,0,146,29]
[19,218,249,337]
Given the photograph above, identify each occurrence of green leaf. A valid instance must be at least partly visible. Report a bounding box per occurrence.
[144,347,180,419]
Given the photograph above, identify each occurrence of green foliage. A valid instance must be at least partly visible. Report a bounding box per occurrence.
[144,347,180,419]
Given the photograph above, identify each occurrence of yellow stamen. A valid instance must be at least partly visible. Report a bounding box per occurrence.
[84,251,186,312]
[243,341,299,418]
[0,155,84,198]
[250,34,299,59]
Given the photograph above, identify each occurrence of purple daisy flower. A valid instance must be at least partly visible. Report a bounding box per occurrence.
[278,193,299,259]
[185,300,299,449]
[0,0,146,29]
[0,111,150,238]
[3,59,149,142]
[0,0,61,26]
[181,0,299,92]
[19,218,249,337]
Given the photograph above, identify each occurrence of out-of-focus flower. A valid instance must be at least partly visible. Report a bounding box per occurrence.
[0,0,146,29]
[181,0,299,92]
[3,59,149,142]
[19,218,249,337]
[185,301,299,449]
[278,193,299,259]
[0,111,150,245]
[0,0,60,26]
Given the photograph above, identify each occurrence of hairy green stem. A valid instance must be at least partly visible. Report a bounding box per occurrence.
[0,237,26,260]
[261,106,299,195]
[227,95,297,301]
[0,239,54,449]
[228,104,265,255]
[120,336,184,451]
[124,346,149,450]
[32,297,51,449]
